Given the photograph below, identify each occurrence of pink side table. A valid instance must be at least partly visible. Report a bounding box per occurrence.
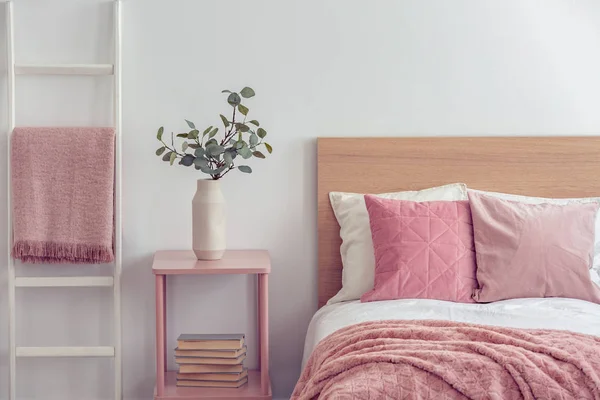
[153,250,272,400]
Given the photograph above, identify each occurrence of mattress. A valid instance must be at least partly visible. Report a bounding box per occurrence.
[301,296,600,368]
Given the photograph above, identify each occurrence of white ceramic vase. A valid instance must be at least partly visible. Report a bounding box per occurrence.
[192,179,226,260]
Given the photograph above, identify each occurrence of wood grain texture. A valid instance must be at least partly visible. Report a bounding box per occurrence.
[317,136,600,307]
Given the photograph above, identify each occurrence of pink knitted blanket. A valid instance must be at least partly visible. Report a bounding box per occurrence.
[293,320,600,400]
[11,127,115,264]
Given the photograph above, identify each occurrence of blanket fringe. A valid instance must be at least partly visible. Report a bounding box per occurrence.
[12,240,114,264]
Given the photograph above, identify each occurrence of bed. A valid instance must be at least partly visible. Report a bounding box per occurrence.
[296,137,600,399]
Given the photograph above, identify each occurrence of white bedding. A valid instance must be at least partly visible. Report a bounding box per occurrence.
[302,296,600,369]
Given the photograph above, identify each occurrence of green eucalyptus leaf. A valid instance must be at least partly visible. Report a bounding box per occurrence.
[157,127,164,140]
[235,123,249,132]
[248,120,260,126]
[203,166,223,175]
[240,87,255,98]
[264,142,273,154]
[188,143,201,149]
[238,165,252,173]
[227,92,241,106]
[221,89,232,94]
[253,151,266,159]
[223,151,233,167]
[206,144,225,157]
[249,133,258,146]
[257,128,267,139]
[205,138,218,147]
[200,165,213,174]
[182,142,189,151]
[188,129,199,139]
[203,126,213,136]
[238,144,253,159]
[235,142,246,152]
[176,133,188,138]
[194,156,209,168]
[208,127,219,138]
[185,120,196,129]
[238,104,249,116]
[181,154,195,166]
[210,165,227,175]
[220,114,230,128]
[155,146,166,156]
[194,147,205,157]
[162,151,173,162]
[169,152,177,165]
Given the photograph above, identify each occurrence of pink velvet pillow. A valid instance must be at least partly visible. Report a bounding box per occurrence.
[469,191,600,304]
[361,196,478,303]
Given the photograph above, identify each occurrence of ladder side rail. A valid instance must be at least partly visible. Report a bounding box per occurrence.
[6,2,17,399]
[113,1,123,399]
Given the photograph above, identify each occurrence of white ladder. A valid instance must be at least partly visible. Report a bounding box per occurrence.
[5,1,123,399]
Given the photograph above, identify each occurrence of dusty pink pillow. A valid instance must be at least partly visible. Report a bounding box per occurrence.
[469,191,600,304]
[361,196,477,303]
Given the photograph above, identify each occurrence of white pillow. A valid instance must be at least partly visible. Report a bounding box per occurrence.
[327,183,468,305]
[468,189,600,273]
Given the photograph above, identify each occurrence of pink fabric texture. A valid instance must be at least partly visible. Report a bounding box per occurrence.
[11,127,115,264]
[292,320,600,400]
[469,191,600,304]
[361,196,477,303]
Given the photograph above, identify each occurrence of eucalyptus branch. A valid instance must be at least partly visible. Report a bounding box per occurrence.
[222,128,238,146]
[219,165,235,179]
[221,107,238,146]
[160,139,183,157]
[229,107,237,135]
[154,86,271,179]
[249,141,263,151]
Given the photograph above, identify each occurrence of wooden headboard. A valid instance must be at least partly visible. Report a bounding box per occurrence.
[317,136,600,307]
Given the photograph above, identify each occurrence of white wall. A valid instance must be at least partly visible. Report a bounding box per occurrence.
[1,0,600,399]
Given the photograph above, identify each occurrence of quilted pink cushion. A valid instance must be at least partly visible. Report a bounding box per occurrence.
[361,196,477,303]
[469,191,600,304]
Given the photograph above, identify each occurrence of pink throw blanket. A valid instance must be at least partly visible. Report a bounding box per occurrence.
[12,127,115,264]
[293,320,600,400]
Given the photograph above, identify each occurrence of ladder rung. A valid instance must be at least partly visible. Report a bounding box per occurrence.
[15,276,114,288]
[15,64,114,76]
[16,346,115,358]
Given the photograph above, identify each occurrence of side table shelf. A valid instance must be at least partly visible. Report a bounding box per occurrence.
[154,371,270,400]
[153,250,272,400]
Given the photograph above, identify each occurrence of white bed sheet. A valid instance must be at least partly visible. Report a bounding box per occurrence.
[302,297,600,369]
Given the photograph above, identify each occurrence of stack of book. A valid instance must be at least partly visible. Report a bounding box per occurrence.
[175,333,248,388]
